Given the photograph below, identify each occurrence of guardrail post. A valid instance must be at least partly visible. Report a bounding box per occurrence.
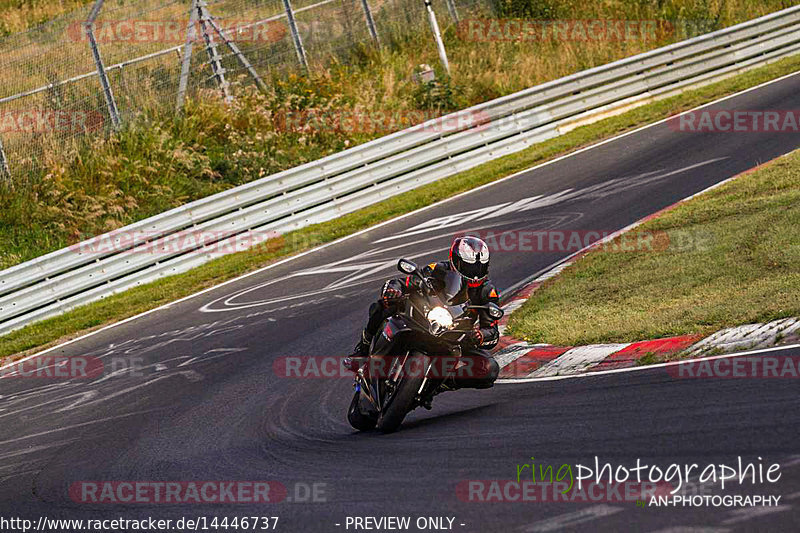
[424,0,450,74]
[360,0,380,46]
[197,0,232,102]
[282,0,309,71]
[204,9,269,93]
[0,135,10,181]
[176,0,200,111]
[444,0,459,23]
[86,0,121,129]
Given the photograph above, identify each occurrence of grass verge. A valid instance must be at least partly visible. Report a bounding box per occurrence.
[506,147,800,347]
[2,54,799,362]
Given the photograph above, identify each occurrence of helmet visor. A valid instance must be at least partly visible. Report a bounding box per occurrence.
[452,255,489,281]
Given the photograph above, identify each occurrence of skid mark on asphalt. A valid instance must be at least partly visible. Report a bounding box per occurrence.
[521,504,623,531]
[720,505,791,525]
[0,349,239,425]
[0,409,164,446]
[376,158,726,244]
[54,372,201,413]
[0,387,84,420]
[653,526,730,533]
[0,439,78,462]
[198,214,576,313]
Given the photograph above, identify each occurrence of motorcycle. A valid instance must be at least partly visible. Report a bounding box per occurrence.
[347,258,504,433]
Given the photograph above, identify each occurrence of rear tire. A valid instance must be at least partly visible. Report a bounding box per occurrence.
[348,390,378,431]
[376,352,428,433]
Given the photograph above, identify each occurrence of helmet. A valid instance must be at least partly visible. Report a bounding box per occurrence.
[449,236,490,285]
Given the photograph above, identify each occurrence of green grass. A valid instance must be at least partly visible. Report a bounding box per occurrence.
[506,147,800,347]
[1,54,799,362]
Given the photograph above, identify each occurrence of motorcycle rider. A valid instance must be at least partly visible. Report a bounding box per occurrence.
[344,235,501,390]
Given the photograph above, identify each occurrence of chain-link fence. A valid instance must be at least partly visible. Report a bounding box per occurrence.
[0,0,490,181]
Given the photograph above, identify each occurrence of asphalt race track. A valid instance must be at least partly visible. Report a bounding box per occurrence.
[1,72,799,532]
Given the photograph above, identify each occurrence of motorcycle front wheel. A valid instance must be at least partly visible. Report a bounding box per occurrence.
[376,351,429,433]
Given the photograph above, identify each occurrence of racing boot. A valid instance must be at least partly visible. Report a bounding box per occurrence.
[434,375,459,394]
[342,330,371,373]
[420,376,460,410]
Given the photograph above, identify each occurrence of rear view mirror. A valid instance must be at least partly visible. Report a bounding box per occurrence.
[397,259,418,275]
[487,302,504,320]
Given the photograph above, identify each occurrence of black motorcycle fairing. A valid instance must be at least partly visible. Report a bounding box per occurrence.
[370,316,413,356]
[441,270,466,304]
[371,314,454,357]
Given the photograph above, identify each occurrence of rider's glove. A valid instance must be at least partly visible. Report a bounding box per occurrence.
[467,326,484,347]
[406,275,424,292]
[381,280,404,307]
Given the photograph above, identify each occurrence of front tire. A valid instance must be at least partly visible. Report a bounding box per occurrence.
[376,352,428,433]
[348,390,378,431]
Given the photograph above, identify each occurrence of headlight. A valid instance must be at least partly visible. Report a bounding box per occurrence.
[427,306,454,333]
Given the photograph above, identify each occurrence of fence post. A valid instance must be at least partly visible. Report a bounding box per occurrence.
[424,0,450,74]
[0,135,10,180]
[282,0,309,71]
[176,0,200,111]
[197,0,232,102]
[360,0,380,46]
[86,0,121,129]
[204,10,269,93]
[445,0,459,23]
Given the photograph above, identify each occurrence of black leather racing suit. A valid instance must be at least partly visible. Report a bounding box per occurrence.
[362,261,501,389]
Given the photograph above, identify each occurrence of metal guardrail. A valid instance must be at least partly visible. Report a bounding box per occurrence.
[1,5,799,336]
